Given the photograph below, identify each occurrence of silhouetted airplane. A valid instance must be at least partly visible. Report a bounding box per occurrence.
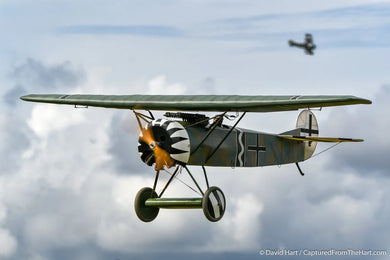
[288,34,316,55]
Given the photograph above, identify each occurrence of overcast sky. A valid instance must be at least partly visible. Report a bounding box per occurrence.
[1,1,390,259]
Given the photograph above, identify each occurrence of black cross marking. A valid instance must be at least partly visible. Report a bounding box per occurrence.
[300,114,318,147]
[248,134,266,166]
[301,114,319,136]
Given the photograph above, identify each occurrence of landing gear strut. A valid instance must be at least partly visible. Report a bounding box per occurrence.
[133,165,226,222]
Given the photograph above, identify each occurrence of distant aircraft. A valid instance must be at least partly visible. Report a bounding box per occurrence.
[21,94,371,222]
[288,33,316,55]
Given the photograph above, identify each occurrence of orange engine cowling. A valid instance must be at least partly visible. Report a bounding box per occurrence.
[138,119,190,171]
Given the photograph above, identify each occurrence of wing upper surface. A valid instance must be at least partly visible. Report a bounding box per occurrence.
[20,94,371,112]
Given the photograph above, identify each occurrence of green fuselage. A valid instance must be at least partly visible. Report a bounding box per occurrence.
[186,124,305,167]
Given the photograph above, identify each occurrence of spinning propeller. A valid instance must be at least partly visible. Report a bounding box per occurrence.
[138,120,191,171]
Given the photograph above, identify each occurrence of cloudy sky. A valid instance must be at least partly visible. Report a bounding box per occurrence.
[1,0,390,259]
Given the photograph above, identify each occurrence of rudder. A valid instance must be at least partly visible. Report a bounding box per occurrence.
[296,110,318,160]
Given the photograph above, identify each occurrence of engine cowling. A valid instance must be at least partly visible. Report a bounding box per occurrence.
[138,119,190,170]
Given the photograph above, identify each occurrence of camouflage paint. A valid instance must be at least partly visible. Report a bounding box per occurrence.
[186,124,306,167]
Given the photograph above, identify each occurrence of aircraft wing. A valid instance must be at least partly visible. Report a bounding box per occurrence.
[20,94,371,112]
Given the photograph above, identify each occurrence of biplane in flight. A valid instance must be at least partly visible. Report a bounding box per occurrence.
[288,33,316,55]
[21,94,371,222]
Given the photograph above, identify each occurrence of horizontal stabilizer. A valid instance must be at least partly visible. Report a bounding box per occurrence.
[278,135,363,142]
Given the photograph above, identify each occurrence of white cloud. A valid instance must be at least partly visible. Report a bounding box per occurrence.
[0,204,6,224]
[0,228,17,258]
[27,104,84,139]
[23,104,86,161]
[0,113,6,129]
[3,81,389,260]
[2,69,387,260]
[206,193,263,252]
[295,172,385,245]
[323,86,390,174]
[27,253,49,260]
[147,75,186,95]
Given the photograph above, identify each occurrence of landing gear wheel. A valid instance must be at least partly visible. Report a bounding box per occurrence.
[134,187,159,222]
[202,186,226,222]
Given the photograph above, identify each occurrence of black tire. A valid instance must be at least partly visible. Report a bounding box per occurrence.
[202,186,226,222]
[134,187,159,222]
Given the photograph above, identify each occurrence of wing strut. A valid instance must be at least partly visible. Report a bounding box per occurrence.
[190,112,227,155]
[133,110,154,129]
[204,112,247,165]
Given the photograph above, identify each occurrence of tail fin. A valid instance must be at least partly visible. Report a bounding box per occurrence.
[279,110,318,160]
[296,110,318,160]
[278,109,363,160]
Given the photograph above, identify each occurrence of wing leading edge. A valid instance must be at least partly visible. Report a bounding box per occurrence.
[20,94,371,112]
